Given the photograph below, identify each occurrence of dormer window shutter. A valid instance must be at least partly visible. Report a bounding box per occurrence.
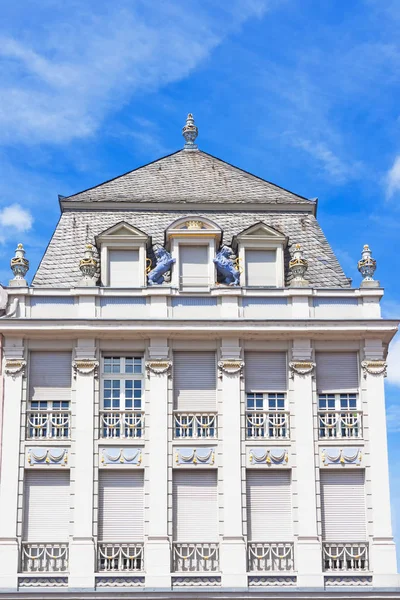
[108,249,140,287]
[179,245,209,288]
[245,249,276,286]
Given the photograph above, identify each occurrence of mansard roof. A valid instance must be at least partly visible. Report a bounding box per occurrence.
[61,150,314,207]
[32,210,350,288]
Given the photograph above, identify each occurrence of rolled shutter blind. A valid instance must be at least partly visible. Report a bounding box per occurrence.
[174,351,216,410]
[320,470,366,541]
[245,352,287,392]
[109,249,139,287]
[245,249,276,286]
[173,470,218,541]
[246,470,292,541]
[180,245,209,286]
[23,471,70,541]
[98,471,144,541]
[316,352,359,392]
[29,351,72,401]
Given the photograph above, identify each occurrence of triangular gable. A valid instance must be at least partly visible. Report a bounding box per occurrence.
[234,222,287,243]
[95,221,149,244]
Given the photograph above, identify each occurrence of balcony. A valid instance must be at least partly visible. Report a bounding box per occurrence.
[245,411,290,440]
[97,543,144,572]
[318,411,362,439]
[99,411,144,439]
[21,543,68,573]
[172,543,219,572]
[173,412,217,439]
[247,542,294,572]
[26,411,70,440]
[322,543,369,572]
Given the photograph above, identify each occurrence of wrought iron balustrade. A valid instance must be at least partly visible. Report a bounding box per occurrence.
[247,542,294,572]
[99,411,144,439]
[172,543,219,572]
[318,411,362,439]
[97,543,144,572]
[21,543,68,572]
[173,412,217,439]
[322,543,369,572]
[26,411,70,440]
[245,411,290,439]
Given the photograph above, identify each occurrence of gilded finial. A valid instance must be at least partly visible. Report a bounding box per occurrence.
[182,113,198,150]
[9,243,29,287]
[79,242,98,287]
[358,244,378,287]
[289,243,308,287]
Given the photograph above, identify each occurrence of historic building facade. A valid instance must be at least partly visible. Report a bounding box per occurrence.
[0,115,398,597]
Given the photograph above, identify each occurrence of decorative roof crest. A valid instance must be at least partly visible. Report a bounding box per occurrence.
[10,243,29,287]
[182,113,198,150]
[358,244,379,287]
[289,243,308,287]
[79,243,98,287]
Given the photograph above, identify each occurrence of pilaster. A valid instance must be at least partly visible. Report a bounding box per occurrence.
[68,339,97,590]
[363,339,397,587]
[290,339,323,588]
[0,338,25,590]
[145,338,171,588]
[219,338,247,589]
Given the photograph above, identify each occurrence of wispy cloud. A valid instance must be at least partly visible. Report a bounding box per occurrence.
[293,139,362,184]
[0,204,32,233]
[386,155,400,199]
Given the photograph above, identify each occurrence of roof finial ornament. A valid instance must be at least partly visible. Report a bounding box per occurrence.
[9,243,29,287]
[289,243,309,287]
[79,243,98,287]
[182,113,198,150]
[358,244,379,288]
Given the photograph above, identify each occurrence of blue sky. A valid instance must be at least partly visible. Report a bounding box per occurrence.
[1,0,400,559]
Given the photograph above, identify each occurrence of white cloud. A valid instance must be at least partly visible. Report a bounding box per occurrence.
[387,336,400,387]
[386,155,400,199]
[387,404,400,433]
[0,204,33,234]
[293,138,362,184]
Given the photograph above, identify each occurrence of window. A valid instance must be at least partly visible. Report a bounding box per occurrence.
[316,352,361,439]
[100,356,144,438]
[179,245,209,288]
[244,352,288,439]
[245,249,276,286]
[108,249,140,288]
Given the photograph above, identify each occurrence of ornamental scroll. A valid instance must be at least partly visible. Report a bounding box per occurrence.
[361,360,387,378]
[72,359,99,378]
[289,361,315,378]
[218,359,244,378]
[4,358,26,377]
[145,360,172,376]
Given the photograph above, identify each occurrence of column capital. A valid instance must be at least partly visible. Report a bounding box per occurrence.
[145,359,172,376]
[4,357,26,377]
[361,359,387,378]
[72,359,99,377]
[218,359,244,378]
[289,361,315,378]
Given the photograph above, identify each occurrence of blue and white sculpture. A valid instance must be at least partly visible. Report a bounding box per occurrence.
[147,247,176,285]
[214,246,240,286]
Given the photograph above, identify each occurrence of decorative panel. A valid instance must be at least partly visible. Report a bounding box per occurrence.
[321,447,362,467]
[26,448,69,468]
[248,447,289,467]
[100,447,143,467]
[174,447,215,466]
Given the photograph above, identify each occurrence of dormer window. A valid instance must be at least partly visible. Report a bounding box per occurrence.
[96,222,149,288]
[233,223,287,288]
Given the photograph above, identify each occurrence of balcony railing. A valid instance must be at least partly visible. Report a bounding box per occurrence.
[26,411,70,440]
[245,411,289,439]
[99,411,144,439]
[172,543,219,572]
[97,543,144,572]
[322,543,369,572]
[318,411,362,439]
[21,543,69,572]
[247,542,294,572]
[173,412,217,439]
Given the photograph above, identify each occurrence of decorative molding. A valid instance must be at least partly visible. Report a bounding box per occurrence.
[72,359,99,378]
[361,360,387,378]
[96,577,145,588]
[321,447,362,467]
[18,577,68,588]
[249,575,296,587]
[289,361,315,377]
[145,359,172,376]
[4,358,26,377]
[27,448,68,467]
[172,576,221,587]
[100,448,142,467]
[324,575,372,587]
[249,447,289,466]
[218,359,244,378]
[175,447,215,466]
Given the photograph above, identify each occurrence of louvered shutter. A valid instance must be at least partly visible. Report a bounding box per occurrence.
[180,246,209,287]
[23,471,70,541]
[320,470,366,541]
[245,352,287,392]
[174,351,216,410]
[108,249,139,287]
[316,352,359,392]
[246,471,292,541]
[29,351,72,402]
[98,471,144,541]
[173,470,218,541]
[245,249,276,286]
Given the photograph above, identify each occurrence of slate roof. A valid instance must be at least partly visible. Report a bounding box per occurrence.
[32,210,350,288]
[62,150,314,206]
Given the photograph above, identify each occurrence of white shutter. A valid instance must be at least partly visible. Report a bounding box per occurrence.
[245,352,287,392]
[173,470,218,542]
[245,249,276,286]
[320,470,366,541]
[246,470,292,541]
[316,352,359,392]
[23,471,70,542]
[29,351,72,402]
[98,471,144,541]
[109,249,139,287]
[174,351,216,410]
[180,245,209,287]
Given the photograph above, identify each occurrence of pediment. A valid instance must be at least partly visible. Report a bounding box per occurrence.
[236,222,286,241]
[96,221,149,244]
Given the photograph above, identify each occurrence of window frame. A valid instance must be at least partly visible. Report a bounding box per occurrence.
[101,356,144,412]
